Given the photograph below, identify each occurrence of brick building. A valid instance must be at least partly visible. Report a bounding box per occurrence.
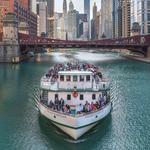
[0,0,37,35]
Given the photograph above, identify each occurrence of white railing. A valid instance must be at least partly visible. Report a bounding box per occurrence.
[40,79,58,90]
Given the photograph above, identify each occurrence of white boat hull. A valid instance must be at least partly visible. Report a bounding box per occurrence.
[37,101,111,139]
[53,122,97,140]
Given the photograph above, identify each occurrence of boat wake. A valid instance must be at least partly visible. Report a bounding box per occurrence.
[64,138,87,143]
[55,130,66,136]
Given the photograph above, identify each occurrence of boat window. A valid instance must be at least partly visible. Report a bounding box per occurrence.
[92,94,96,100]
[73,75,78,82]
[66,75,71,81]
[55,94,58,100]
[86,75,90,81]
[80,94,84,100]
[60,75,64,81]
[80,75,84,82]
[103,84,105,89]
[67,94,71,100]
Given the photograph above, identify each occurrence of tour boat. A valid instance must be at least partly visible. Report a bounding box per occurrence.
[36,62,112,140]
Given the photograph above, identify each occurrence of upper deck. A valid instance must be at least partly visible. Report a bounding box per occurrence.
[40,63,110,91]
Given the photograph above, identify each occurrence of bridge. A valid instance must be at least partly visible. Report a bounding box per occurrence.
[19,33,150,56]
[0,13,150,63]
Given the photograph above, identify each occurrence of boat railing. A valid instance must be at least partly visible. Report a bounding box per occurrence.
[39,100,111,118]
[40,78,58,90]
[93,79,110,91]
[75,102,111,117]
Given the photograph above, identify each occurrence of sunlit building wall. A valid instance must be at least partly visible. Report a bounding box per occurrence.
[0,0,37,35]
[122,0,131,37]
[137,0,150,34]
[31,0,37,14]
[39,1,47,35]
[101,0,113,38]
[67,1,79,40]
[84,0,90,39]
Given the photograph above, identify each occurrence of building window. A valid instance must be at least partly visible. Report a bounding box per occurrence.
[148,1,150,9]
[73,75,77,82]
[66,75,71,81]
[60,75,64,81]
[92,94,96,100]
[148,13,150,21]
[67,94,71,100]
[86,75,90,81]
[148,26,150,33]
[80,75,84,82]
[80,94,84,100]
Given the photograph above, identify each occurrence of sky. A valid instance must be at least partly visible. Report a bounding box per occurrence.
[55,0,101,18]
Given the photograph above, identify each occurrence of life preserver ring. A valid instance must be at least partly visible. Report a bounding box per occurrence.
[73,91,78,97]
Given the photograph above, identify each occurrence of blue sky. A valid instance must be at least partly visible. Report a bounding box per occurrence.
[55,0,101,18]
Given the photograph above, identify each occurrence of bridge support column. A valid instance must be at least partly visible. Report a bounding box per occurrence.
[0,13,20,63]
[146,47,150,58]
[35,53,41,62]
[0,42,20,63]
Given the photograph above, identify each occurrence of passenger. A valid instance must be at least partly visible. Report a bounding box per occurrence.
[91,102,97,111]
[66,104,71,113]
[54,98,59,111]
[76,103,83,114]
[95,101,100,109]
[60,98,64,112]
[104,95,107,104]
[49,100,53,108]
[63,105,67,113]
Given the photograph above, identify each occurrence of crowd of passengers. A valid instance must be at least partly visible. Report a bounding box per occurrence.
[41,95,109,114]
[44,63,103,83]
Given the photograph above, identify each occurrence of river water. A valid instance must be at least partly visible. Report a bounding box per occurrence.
[0,50,150,150]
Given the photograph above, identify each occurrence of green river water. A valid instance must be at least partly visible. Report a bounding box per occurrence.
[0,50,150,150]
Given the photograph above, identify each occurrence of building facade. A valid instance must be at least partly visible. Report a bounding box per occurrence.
[47,0,54,38]
[39,1,47,35]
[78,14,88,40]
[84,0,90,39]
[122,0,131,37]
[137,0,150,34]
[63,0,67,15]
[31,0,37,14]
[67,1,79,40]
[0,0,37,35]
[91,2,99,40]
[112,0,122,38]
[101,0,113,38]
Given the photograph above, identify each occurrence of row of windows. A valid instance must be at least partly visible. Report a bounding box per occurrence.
[66,94,96,100]
[60,75,91,82]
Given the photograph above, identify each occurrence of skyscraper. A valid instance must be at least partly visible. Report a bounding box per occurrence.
[101,0,112,38]
[122,0,130,37]
[91,2,98,40]
[31,0,37,14]
[47,0,54,38]
[63,0,67,15]
[93,2,97,20]
[112,0,122,38]
[68,1,79,40]
[39,1,47,35]
[137,0,150,34]
[84,0,90,39]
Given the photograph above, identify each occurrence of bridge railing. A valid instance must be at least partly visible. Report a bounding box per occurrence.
[19,33,150,47]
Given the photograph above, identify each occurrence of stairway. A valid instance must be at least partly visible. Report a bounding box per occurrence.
[42,90,48,101]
